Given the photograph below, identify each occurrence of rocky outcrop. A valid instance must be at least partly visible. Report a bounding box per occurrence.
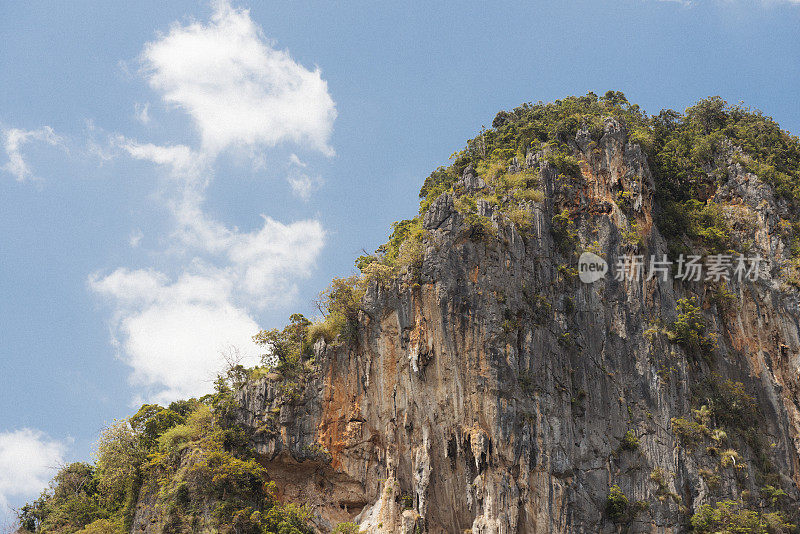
[236,119,800,533]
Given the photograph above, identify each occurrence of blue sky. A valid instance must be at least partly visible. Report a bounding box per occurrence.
[1,0,799,519]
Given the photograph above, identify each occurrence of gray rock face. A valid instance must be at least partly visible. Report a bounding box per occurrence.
[236,120,800,533]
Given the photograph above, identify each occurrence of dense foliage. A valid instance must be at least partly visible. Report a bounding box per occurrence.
[669,297,718,358]
[307,91,800,343]
[18,377,314,534]
[691,500,794,533]
[376,91,800,269]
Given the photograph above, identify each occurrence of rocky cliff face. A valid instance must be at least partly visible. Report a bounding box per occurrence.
[235,118,800,533]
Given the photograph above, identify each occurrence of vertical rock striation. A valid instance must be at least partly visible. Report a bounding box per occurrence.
[237,118,800,533]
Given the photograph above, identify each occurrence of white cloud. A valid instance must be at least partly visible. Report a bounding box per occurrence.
[226,216,325,301]
[129,229,144,248]
[116,137,207,184]
[1,126,62,182]
[289,153,307,167]
[88,1,333,403]
[288,172,322,200]
[140,0,336,156]
[287,154,321,199]
[90,198,324,402]
[0,429,67,512]
[134,102,151,125]
[90,268,262,403]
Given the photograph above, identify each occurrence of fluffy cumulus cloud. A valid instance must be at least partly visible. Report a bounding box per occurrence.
[89,144,325,401]
[141,0,336,155]
[89,269,259,402]
[0,0,335,405]
[89,0,333,401]
[287,172,321,200]
[1,126,62,182]
[0,1,339,403]
[89,232,325,402]
[0,429,67,511]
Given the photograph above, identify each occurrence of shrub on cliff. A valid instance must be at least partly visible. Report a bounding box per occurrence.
[691,500,794,533]
[307,277,365,345]
[253,313,313,376]
[551,208,578,253]
[669,297,717,358]
[332,522,362,534]
[605,485,629,522]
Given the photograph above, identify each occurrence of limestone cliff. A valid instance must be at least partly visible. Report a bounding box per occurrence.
[235,115,800,533]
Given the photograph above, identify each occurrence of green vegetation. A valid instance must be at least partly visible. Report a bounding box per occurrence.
[651,97,800,255]
[384,91,800,270]
[704,376,759,435]
[669,297,717,358]
[762,485,789,508]
[18,374,314,534]
[691,500,794,533]
[551,208,578,254]
[671,415,710,446]
[307,276,365,345]
[668,376,797,528]
[649,467,668,495]
[605,484,629,522]
[354,216,425,286]
[620,429,640,451]
[332,522,362,534]
[670,377,757,452]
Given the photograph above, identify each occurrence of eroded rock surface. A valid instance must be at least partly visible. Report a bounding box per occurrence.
[237,120,800,533]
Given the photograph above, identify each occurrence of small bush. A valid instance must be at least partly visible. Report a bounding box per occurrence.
[686,200,730,252]
[669,297,717,357]
[74,518,124,534]
[454,194,477,215]
[395,233,425,273]
[762,485,788,508]
[378,218,425,273]
[477,157,507,182]
[503,170,539,190]
[307,319,340,345]
[709,378,758,432]
[720,448,745,469]
[508,208,534,230]
[711,285,736,312]
[605,485,629,522]
[358,258,394,286]
[158,424,196,454]
[514,188,545,203]
[545,151,582,178]
[620,430,640,451]
[308,277,364,345]
[671,417,709,446]
[699,468,721,489]
[465,213,497,240]
[650,467,668,494]
[332,522,362,534]
[253,314,313,375]
[248,366,275,381]
[551,208,578,253]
